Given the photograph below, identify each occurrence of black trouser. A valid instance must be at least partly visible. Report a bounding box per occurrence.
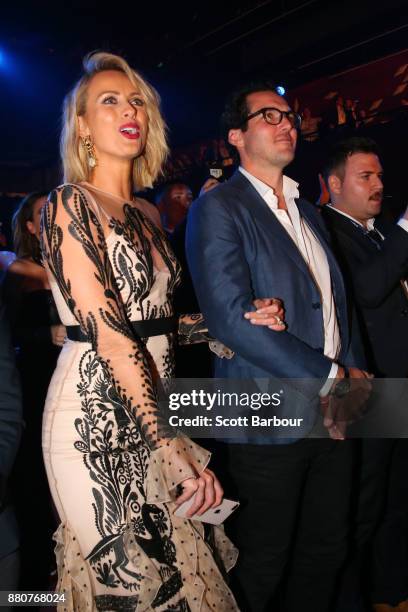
[336,439,408,610]
[0,548,20,612]
[371,439,408,604]
[216,439,353,612]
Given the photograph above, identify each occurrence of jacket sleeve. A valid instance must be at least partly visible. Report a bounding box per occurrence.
[186,192,334,399]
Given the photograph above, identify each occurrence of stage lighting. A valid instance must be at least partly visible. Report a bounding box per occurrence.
[276,85,285,96]
[0,50,4,67]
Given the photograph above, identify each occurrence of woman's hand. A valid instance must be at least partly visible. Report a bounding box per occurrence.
[50,324,66,346]
[244,298,286,330]
[174,468,224,517]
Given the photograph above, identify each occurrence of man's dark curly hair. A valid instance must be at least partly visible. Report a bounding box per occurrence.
[220,79,278,148]
[323,137,380,183]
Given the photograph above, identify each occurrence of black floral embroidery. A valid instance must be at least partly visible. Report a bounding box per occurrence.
[42,186,132,342]
[107,204,180,323]
[40,184,188,606]
[76,350,181,599]
[161,341,174,379]
[94,594,140,611]
[41,184,174,450]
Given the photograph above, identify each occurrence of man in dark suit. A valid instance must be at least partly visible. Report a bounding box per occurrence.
[186,81,370,612]
[322,137,408,378]
[322,137,408,612]
[0,292,23,596]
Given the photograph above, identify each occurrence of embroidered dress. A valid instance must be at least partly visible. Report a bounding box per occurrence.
[41,183,238,611]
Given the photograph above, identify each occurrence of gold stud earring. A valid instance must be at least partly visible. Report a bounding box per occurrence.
[81,135,97,168]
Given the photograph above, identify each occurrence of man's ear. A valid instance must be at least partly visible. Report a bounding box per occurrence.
[228,128,243,150]
[328,173,342,196]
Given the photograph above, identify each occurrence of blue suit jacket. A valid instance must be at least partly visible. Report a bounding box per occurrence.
[186,171,362,442]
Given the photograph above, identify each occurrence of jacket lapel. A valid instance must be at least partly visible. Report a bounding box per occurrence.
[227,171,312,278]
[300,201,349,348]
[298,200,343,278]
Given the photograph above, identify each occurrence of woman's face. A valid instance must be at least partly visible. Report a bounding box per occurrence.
[78,70,149,165]
[26,196,47,240]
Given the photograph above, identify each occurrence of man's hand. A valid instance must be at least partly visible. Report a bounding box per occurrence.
[321,366,373,439]
[244,298,286,331]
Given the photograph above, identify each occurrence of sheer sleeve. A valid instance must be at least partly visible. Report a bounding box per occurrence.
[41,184,210,499]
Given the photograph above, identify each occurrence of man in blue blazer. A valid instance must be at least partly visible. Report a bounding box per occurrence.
[186,81,369,611]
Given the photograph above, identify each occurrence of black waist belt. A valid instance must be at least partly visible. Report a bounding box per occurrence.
[66,316,178,342]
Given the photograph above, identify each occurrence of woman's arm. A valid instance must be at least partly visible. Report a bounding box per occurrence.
[41,185,218,512]
[41,186,165,444]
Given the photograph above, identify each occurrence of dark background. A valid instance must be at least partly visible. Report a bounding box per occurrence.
[0,0,407,200]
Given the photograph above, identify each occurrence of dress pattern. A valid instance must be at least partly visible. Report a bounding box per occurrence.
[41,184,238,611]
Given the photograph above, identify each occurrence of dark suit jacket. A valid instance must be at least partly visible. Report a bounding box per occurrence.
[322,206,408,377]
[0,292,23,558]
[186,171,362,442]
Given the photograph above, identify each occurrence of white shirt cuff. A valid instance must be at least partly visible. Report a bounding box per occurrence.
[319,362,339,397]
[397,218,408,233]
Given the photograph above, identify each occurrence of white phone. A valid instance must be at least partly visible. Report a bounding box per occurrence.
[174,496,240,525]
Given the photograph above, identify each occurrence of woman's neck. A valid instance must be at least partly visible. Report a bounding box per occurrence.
[86,158,134,201]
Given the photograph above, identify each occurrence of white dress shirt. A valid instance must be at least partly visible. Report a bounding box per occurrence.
[239,167,340,391]
[327,203,408,235]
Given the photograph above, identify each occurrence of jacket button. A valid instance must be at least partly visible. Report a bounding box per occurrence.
[312,302,321,309]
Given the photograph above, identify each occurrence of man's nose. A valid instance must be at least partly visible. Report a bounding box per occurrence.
[279,113,293,131]
[374,175,383,189]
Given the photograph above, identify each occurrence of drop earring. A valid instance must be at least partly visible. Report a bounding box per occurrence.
[81,135,97,168]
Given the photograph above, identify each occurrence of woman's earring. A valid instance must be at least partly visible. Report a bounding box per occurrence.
[81,135,97,168]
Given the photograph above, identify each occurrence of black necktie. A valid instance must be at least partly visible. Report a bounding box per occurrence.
[347,216,384,249]
[365,227,383,250]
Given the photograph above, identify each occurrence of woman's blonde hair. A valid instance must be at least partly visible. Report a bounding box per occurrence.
[61,52,168,189]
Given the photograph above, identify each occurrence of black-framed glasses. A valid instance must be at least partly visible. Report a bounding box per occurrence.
[243,107,302,130]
